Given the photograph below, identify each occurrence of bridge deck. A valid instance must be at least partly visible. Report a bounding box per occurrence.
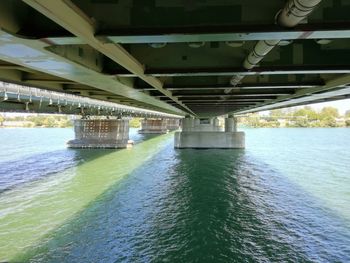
[0,0,350,117]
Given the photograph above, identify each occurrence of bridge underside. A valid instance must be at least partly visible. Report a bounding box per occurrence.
[1,0,350,117]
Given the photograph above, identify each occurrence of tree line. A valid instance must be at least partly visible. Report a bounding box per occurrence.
[0,115,73,128]
[242,106,350,128]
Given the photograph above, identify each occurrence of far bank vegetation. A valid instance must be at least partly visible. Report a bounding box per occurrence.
[0,115,73,128]
[242,106,350,128]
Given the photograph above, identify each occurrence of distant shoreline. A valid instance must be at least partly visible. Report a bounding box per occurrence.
[1,125,348,129]
[0,126,72,128]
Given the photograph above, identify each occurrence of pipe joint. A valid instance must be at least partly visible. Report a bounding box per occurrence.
[278,0,322,28]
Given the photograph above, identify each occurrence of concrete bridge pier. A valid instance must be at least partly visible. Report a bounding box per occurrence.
[167,119,181,131]
[182,117,195,131]
[213,117,222,131]
[174,116,245,149]
[225,116,237,132]
[67,119,130,148]
[138,118,168,134]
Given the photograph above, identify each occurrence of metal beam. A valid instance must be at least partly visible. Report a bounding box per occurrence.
[182,99,266,104]
[112,65,350,78]
[0,64,38,74]
[171,90,294,97]
[165,96,275,100]
[23,0,193,115]
[0,29,183,115]
[150,65,350,77]
[173,94,287,98]
[164,82,323,91]
[236,75,350,114]
[43,23,350,45]
[104,23,350,43]
[0,64,24,70]
[23,78,78,85]
[168,104,261,107]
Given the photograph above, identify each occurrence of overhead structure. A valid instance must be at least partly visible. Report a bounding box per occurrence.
[0,0,349,117]
[0,81,181,118]
[228,0,322,90]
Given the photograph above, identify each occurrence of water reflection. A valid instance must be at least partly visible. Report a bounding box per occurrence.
[0,133,174,262]
[16,144,350,262]
[0,129,161,193]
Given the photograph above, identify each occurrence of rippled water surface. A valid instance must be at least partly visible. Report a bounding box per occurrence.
[0,128,349,262]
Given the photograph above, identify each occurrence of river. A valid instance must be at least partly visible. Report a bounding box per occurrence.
[0,128,349,262]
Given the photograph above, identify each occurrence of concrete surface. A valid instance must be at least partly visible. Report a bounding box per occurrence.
[174,131,245,149]
[67,119,129,148]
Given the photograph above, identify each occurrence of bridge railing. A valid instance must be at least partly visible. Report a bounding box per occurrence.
[0,81,181,119]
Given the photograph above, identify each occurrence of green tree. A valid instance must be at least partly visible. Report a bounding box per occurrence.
[292,106,319,127]
[320,107,339,118]
[129,118,141,128]
[319,107,339,127]
[246,113,260,128]
[293,106,319,120]
[58,118,72,128]
[42,116,56,127]
[269,109,285,121]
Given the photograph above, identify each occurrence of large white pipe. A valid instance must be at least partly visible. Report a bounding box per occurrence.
[243,40,280,70]
[229,39,280,89]
[278,0,322,28]
[229,0,322,89]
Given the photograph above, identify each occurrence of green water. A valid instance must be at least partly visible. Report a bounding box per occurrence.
[0,128,349,262]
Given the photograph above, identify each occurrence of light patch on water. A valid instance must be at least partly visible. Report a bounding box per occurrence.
[0,133,173,262]
[245,128,350,223]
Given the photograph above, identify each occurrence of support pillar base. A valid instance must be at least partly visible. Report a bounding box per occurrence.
[138,130,168,134]
[67,140,132,149]
[138,119,168,134]
[167,119,180,131]
[67,119,130,149]
[174,131,245,149]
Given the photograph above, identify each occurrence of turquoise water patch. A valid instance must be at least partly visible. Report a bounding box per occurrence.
[0,128,349,262]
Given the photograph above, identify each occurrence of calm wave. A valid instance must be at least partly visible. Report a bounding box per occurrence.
[0,128,349,262]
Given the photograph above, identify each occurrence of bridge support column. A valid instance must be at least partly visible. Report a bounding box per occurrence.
[174,117,245,149]
[138,118,168,134]
[167,119,180,131]
[213,117,221,131]
[225,117,237,132]
[67,119,130,148]
[182,116,194,131]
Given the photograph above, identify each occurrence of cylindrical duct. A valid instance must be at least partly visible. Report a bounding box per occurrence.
[229,0,322,88]
[243,40,280,70]
[230,39,279,87]
[229,74,244,87]
[278,0,322,28]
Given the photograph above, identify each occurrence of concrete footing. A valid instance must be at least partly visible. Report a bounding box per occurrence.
[175,117,245,149]
[67,119,130,148]
[174,131,245,149]
[138,119,168,134]
[167,119,180,131]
